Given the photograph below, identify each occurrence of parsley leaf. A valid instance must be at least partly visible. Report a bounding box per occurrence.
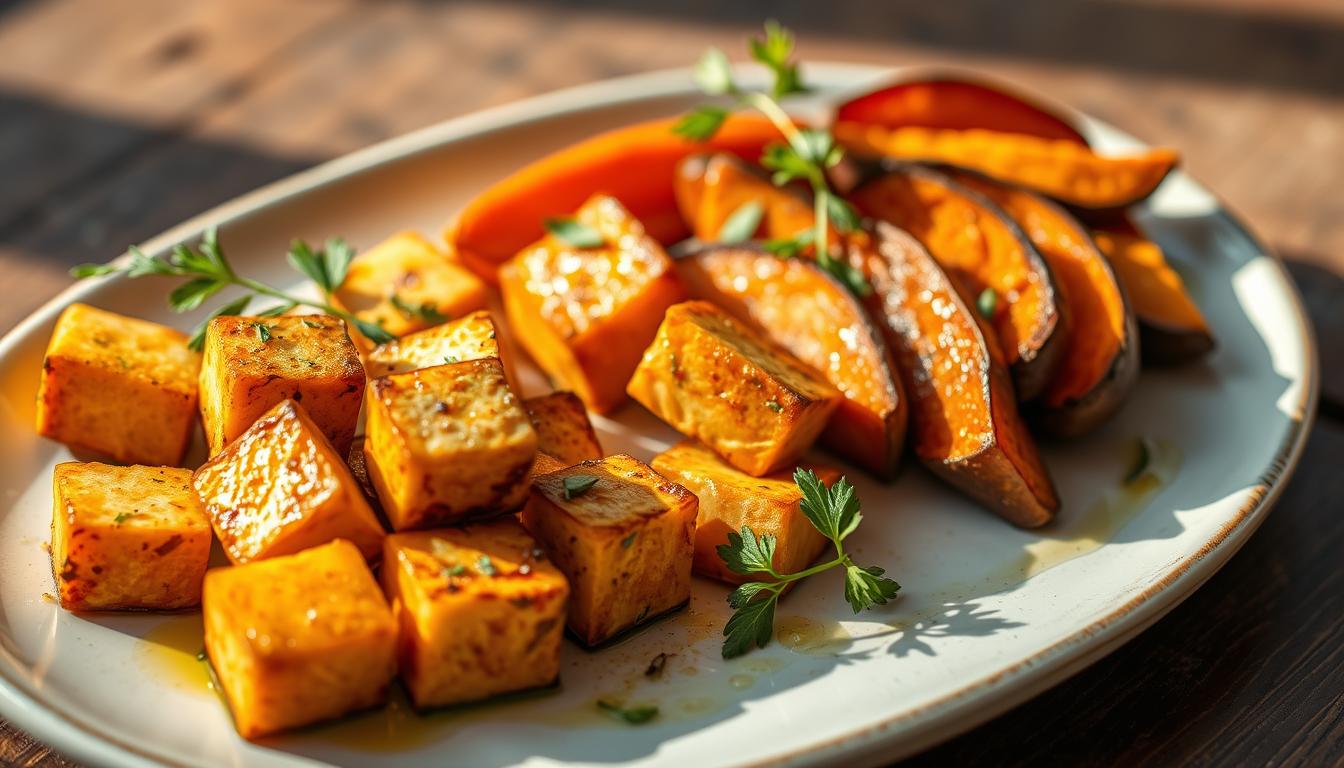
[389,293,445,323]
[563,474,599,500]
[716,470,899,657]
[977,287,998,320]
[596,700,659,725]
[252,322,272,343]
[354,317,397,345]
[544,217,605,249]
[718,200,765,243]
[672,105,729,142]
[749,20,807,99]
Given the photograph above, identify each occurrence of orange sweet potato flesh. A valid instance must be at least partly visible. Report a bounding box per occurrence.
[675,244,908,478]
[948,170,1140,436]
[447,115,785,283]
[500,195,687,413]
[854,223,1058,527]
[675,154,821,245]
[848,165,1063,402]
[835,78,1089,146]
[835,123,1179,211]
[1093,224,1214,364]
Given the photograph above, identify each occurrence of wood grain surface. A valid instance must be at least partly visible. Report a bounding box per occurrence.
[1,0,1340,765]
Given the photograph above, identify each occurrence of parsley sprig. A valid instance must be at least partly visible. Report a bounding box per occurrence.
[674,21,869,296]
[71,228,396,350]
[718,468,900,658]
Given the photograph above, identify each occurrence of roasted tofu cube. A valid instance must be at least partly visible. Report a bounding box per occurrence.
[363,309,509,379]
[199,314,364,457]
[193,399,385,563]
[626,301,842,477]
[651,440,841,584]
[524,391,602,465]
[521,455,696,646]
[500,195,686,413]
[382,520,568,708]
[202,540,396,740]
[50,462,210,611]
[36,303,200,466]
[333,232,488,349]
[363,358,536,530]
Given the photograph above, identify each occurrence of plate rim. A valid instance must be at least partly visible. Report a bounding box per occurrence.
[0,63,1319,768]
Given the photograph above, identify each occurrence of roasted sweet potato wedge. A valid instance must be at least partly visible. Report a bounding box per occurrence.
[1093,225,1215,365]
[674,244,907,477]
[834,77,1089,146]
[854,223,1058,527]
[500,195,687,413]
[947,170,1140,436]
[835,123,1178,211]
[848,164,1064,401]
[674,154,820,245]
[445,115,784,283]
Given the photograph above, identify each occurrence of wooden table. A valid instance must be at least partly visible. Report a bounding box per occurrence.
[2,1,1341,765]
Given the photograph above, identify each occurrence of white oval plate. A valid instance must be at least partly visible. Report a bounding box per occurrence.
[0,64,1317,768]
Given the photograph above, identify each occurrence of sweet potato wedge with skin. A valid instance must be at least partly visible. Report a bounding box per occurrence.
[947,169,1140,436]
[834,77,1089,146]
[835,123,1178,211]
[675,154,821,246]
[446,115,785,284]
[627,301,843,478]
[1093,226,1215,365]
[674,244,907,478]
[500,195,687,413]
[855,223,1058,527]
[848,165,1064,402]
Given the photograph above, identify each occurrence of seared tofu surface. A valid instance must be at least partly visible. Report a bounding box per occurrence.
[51,462,211,610]
[382,520,568,708]
[193,399,385,564]
[521,454,696,646]
[524,391,603,465]
[626,300,841,477]
[37,303,200,466]
[652,440,840,584]
[202,540,396,739]
[363,309,503,378]
[363,358,536,530]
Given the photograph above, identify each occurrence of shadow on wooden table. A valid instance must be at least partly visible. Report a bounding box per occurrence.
[496,0,1344,99]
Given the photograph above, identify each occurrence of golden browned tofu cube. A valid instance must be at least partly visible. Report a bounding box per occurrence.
[193,399,385,564]
[363,309,508,379]
[202,540,396,740]
[36,303,200,466]
[524,391,602,465]
[382,520,568,708]
[526,453,569,482]
[363,358,536,530]
[651,440,841,584]
[333,232,488,349]
[50,462,210,611]
[199,314,364,457]
[626,301,842,477]
[500,195,687,413]
[520,455,696,646]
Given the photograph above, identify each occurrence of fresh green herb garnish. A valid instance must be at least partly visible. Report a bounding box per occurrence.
[113,512,134,525]
[764,399,783,413]
[544,217,605,249]
[252,322,272,343]
[476,555,497,576]
[718,200,765,244]
[621,532,638,549]
[390,293,445,323]
[675,22,869,296]
[563,474,600,500]
[258,303,297,318]
[301,318,323,329]
[70,229,395,351]
[718,469,900,658]
[1126,437,1156,484]
[443,355,459,364]
[976,287,998,320]
[446,564,467,577]
[596,700,659,725]
[114,355,131,370]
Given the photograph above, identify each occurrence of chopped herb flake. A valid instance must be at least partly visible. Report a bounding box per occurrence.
[476,555,497,576]
[597,700,659,725]
[563,474,600,500]
[543,217,605,249]
[621,532,638,549]
[252,322,272,343]
[764,399,783,413]
[718,200,765,243]
[1126,437,1155,484]
[390,293,445,323]
[976,287,998,320]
